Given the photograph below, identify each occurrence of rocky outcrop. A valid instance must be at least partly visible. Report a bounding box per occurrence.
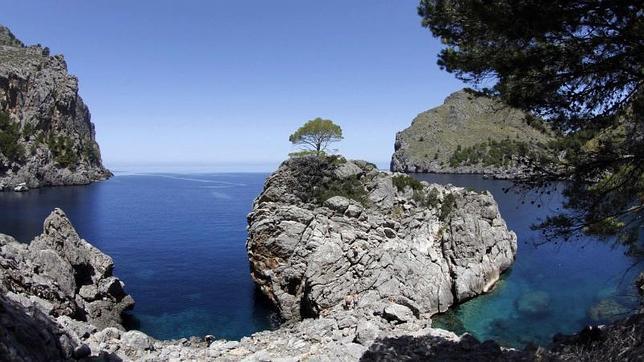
[0,209,134,330]
[246,156,517,322]
[391,89,552,178]
[0,207,640,360]
[0,206,512,361]
[0,25,111,190]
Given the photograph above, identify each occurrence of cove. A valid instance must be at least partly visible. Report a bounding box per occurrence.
[413,173,643,347]
[0,171,641,346]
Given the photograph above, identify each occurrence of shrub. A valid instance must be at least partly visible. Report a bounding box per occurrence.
[287,155,368,206]
[440,193,457,221]
[47,134,79,169]
[0,111,25,163]
[449,139,535,168]
[392,174,423,192]
[315,176,369,206]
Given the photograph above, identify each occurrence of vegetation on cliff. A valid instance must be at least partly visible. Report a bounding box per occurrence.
[0,25,110,189]
[391,89,553,176]
[0,111,24,164]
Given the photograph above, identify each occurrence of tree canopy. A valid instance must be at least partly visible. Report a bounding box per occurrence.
[418,0,643,248]
[289,118,343,157]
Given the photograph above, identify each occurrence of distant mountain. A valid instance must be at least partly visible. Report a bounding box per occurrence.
[391,89,553,178]
[0,25,111,190]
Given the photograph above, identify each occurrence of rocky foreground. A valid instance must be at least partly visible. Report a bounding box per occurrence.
[390,89,552,178]
[0,25,111,191]
[0,160,641,361]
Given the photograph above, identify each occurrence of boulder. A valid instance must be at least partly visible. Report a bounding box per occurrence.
[383,304,415,323]
[0,208,134,330]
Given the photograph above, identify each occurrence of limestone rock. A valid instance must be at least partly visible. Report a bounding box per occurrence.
[383,304,415,323]
[0,25,111,190]
[247,156,517,322]
[0,208,133,330]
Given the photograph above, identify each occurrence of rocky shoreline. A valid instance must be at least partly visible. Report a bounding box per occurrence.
[0,156,523,360]
[0,158,642,361]
[0,206,518,361]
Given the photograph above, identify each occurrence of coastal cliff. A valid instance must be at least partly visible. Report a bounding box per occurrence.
[0,203,641,360]
[390,89,552,178]
[0,25,110,191]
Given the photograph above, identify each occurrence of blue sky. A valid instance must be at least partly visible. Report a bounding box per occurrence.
[0,0,466,170]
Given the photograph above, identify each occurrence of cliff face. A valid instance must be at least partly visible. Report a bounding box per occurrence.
[391,89,552,177]
[0,25,111,190]
[247,156,517,322]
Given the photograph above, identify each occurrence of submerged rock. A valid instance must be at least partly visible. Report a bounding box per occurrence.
[246,155,517,321]
[515,291,551,316]
[588,299,629,322]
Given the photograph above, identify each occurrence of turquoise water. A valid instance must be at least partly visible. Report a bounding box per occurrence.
[414,173,643,347]
[0,171,640,346]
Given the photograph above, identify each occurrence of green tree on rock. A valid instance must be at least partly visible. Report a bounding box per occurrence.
[289,118,343,157]
[418,0,643,247]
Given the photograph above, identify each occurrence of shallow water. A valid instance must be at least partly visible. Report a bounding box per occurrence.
[0,172,641,346]
[413,173,643,347]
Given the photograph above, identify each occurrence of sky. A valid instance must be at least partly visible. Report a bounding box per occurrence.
[0,0,466,170]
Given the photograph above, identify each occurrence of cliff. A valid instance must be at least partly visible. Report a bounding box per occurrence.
[0,25,111,190]
[391,89,552,178]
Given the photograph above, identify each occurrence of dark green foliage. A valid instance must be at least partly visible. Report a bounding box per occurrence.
[0,111,25,163]
[289,118,343,157]
[413,187,441,209]
[286,155,368,206]
[21,123,36,140]
[448,139,533,168]
[47,135,79,169]
[440,193,456,221]
[392,174,423,192]
[315,176,369,206]
[81,139,100,165]
[419,0,644,240]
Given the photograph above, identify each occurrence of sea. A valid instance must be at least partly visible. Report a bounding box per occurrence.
[0,169,641,347]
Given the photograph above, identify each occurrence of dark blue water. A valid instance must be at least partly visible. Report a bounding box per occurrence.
[413,173,643,347]
[0,172,276,340]
[0,172,641,346]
